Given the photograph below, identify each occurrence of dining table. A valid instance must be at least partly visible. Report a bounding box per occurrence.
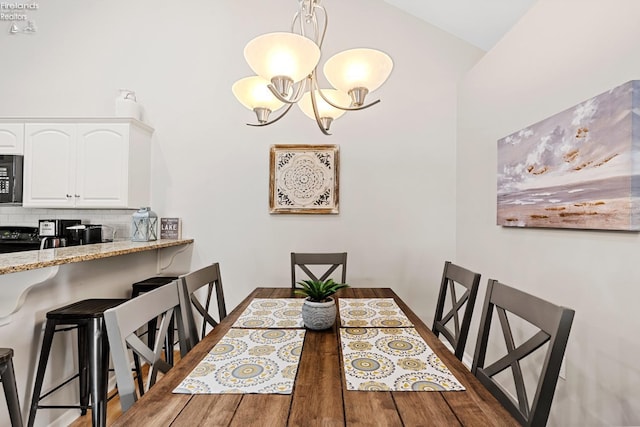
[113,287,519,426]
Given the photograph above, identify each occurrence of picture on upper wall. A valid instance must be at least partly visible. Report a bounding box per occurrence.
[269,144,339,214]
[497,80,640,231]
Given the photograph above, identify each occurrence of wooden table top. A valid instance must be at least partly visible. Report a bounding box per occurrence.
[114,287,519,427]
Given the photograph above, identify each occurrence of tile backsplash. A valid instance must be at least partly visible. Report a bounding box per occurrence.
[0,206,136,240]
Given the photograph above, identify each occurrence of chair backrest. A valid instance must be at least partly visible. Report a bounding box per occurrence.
[432,261,481,360]
[291,252,347,289]
[104,280,183,412]
[178,263,227,352]
[471,279,575,427]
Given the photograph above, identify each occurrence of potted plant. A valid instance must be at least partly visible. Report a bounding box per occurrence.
[295,278,349,330]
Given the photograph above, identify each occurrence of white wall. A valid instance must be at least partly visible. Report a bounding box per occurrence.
[0,1,482,425]
[457,0,640,425]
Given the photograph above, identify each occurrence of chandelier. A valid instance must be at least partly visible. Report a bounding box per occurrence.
[232,0,393,135]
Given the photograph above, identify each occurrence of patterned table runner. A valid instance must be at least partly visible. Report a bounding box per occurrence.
[233,298,304,328]
[340,327,465,391]
[173,328,306,394]
[339,298,414,327]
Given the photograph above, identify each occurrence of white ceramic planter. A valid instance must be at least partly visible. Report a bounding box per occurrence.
[301,297,337,330]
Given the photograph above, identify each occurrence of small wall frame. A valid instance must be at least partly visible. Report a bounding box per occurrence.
[269,144,339,214]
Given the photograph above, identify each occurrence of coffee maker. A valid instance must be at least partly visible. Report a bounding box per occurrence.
[38,219,81,249]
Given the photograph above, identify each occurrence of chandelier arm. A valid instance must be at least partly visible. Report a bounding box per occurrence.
[313,4,328,48]
[316,86,382,111]
[246,103,295,127]
[292,9,304,37]
[293,1,326,47]
[267,79,307,104]
[309,87,331,136]
[309,71,383,112]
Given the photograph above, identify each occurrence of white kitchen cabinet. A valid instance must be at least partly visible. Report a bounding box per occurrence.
[0,123,24,154]
[23,119,152,208]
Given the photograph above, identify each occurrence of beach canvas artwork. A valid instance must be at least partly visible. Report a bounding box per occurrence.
[497,80,640,230]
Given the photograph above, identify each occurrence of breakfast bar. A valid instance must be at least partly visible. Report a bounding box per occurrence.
[0,239,194,322]
[0,239,194,275]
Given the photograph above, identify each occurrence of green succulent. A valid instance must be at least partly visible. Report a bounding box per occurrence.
[294,278,349,302]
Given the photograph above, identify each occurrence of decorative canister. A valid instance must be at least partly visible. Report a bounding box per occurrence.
[131,207,158,241]
[115,89,142,120]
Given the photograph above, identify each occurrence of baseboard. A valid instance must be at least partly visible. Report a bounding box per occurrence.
[461,352,473,369]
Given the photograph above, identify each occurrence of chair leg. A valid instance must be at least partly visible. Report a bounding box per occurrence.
[27,320,56,427]
[1,356,24,427]
[133,353,145,396]
[165,317,175,366]
[89,318,109,427]
[202,283,214,340]
[77,324,89,415]
[147,318,158,351]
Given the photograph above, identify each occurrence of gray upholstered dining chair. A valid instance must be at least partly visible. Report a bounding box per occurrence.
[432,261,481,360]
[104,280,184,412]
[471,279,575,427]
[290,252,347,289]
[177,263,228,352]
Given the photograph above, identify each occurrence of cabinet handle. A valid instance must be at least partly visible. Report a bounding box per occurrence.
[74,194,80,198]
[66,194,72,198]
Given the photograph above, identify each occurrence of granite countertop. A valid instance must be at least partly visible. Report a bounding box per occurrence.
[0,239,194,275]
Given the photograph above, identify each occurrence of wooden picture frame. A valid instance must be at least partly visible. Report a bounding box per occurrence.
[269,144,339,214]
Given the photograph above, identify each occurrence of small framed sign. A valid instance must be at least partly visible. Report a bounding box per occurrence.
[160,217,182,239]
[269,144,339,214]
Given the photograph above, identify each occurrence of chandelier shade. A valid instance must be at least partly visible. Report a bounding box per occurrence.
[323,48,394,96]
[232,76,285,113]
[298,89,352,130]
[244,32,321,85]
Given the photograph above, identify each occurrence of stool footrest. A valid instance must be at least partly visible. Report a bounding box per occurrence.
[36,373,79,402]
[37,404,90,410]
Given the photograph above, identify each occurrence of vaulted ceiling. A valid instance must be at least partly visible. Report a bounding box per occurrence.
[383,0,537,51]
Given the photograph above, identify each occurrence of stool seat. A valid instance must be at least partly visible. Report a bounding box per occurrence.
[28,298,127,427]
[46,299,126,320]
[0,347,23,427]
[0,348,13,362]
[132,277,178,295]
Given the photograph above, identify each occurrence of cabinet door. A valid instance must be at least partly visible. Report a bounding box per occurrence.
[0,123,24,154]
[76,124,129,207]
[23,124,76,207]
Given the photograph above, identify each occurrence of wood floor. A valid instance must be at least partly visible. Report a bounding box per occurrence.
[68,388,123,427]
[69,351,179,427]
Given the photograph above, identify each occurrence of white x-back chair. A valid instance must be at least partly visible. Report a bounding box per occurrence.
[104,280,184,412]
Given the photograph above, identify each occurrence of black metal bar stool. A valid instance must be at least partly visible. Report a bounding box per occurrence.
[27,299,126,427]
[0,348,23,427]
[130,276,178,394]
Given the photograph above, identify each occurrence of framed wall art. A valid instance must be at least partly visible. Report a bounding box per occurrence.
[269,144,339,214]
[497,80,640,231]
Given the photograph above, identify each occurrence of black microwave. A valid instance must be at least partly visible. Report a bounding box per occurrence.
[0,155,23,204]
